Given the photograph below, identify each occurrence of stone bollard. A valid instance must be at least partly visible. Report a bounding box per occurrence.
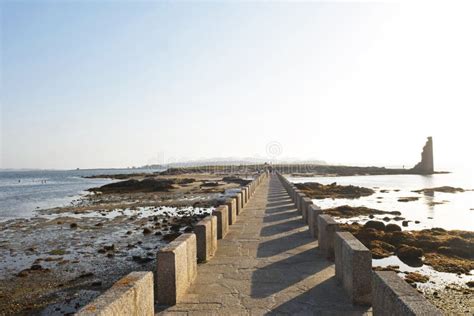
[76,272,154,315]
[372,271,442,315]
[195,215,218,263]
[293,189,300,206]
[302,197,312,224]
[242,187,248,205]
[156,233,197,305]
[307,204,322,238]
[224,198,237,225]
[334,232,372,305]
[317,214,339,260]
[289,184,295,195]
[234,193,242,215]
[239,189,245,209]
[212,205,229,239]
[294,191,302,214]
[298,193,306,215]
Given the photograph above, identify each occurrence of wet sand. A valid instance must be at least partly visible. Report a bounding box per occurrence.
[0,173,242,315]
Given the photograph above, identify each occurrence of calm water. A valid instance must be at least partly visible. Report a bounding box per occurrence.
[290,169,474,287]
[0,168,164,221]
[289,170,474,231]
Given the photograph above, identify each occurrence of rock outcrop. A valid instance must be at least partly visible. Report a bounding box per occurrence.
[412,137,434,174]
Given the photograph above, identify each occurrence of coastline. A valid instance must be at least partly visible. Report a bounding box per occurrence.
[0,168,472,314]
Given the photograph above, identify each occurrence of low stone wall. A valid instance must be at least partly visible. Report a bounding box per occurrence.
[334,232,372,305]
[154,171,268,306]
[76,272,154,316]
[195,215,218,263]
[373,271,442,315]
[76,172,269,314]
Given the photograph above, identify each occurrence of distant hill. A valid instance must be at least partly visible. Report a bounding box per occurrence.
[142,157,327,169]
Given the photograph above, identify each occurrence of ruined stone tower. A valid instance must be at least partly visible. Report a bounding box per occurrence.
[413,137,434,174]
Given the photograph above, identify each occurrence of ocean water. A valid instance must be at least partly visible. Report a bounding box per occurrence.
[0,168,164,221]
[289,169,474,231]
[289,169,474,288]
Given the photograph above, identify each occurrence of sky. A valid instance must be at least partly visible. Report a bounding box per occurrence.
[1,1,473,171]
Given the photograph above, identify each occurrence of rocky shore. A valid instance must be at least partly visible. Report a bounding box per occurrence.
[294,182,375,199]
[311,182,473,315]
[0,172,247,315]
[1,174,471,314]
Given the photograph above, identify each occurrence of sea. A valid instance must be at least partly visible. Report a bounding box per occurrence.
[289,167,474,287]
[289,168,474,231]
[0,168,164,222]
[1,167,472,231]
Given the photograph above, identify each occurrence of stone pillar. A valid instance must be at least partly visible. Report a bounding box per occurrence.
[302,197,312,224]
[224,198,237,225]
[76,272,154,315]
[298,193,306,215]
[212,205,229,239]
[156,233,197,305]
[195,215,218,263]
[335,232,372,305]
[307,204,321,238]
[234,193,242,215]
[242,187,248,205]
[372,271,442,315]
[317,214,339,260]
[294,191,302,214]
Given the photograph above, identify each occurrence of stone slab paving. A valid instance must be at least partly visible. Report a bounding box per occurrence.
[157,174,372,315]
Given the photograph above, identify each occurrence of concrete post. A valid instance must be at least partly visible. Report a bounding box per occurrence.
[212,205,229,239]
[335,232,372,305]
[234,193,242,215]
[241,187,248,205]
[76,272,154,315]
[298,193,306,215]
[307,204,321,238]
[239,190,245,209]
[372,271,442,315]
[225,198,237,225]
[195,215,218,263]
[317,214,339,260]
[302,197,312,224]
[156,233,197,305]
[294,191,302,214]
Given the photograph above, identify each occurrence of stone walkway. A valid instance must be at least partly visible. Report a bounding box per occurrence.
[158,174,371,315]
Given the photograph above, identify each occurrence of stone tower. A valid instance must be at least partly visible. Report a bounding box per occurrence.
[413,137,434,174]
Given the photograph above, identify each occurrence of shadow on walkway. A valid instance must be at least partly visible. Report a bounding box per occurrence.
[267,276,371,315]
[263,210,300,223]
[260,218,304,237]
[251,176,325,299]
[251,248,331,299]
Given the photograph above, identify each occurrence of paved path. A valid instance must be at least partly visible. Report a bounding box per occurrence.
[159,174,371,315]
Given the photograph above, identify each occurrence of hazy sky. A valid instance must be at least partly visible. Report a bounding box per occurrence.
[1,1,473,170]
